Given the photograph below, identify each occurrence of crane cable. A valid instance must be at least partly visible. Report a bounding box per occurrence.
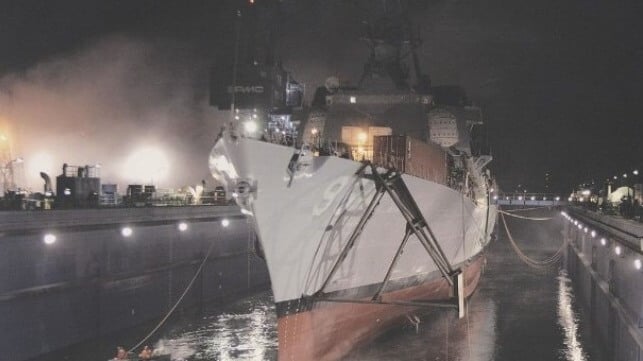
[500,211,566,269]
[127,234,218,353]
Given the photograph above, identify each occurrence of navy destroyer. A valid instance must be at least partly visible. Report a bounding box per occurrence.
[209,1,497,359]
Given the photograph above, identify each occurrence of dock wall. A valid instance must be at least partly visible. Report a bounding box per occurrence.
[0,206,269,361]
[564,207,643,361]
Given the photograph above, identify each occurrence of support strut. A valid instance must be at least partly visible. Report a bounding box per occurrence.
[314,166,391,295]
[314,163,464,317]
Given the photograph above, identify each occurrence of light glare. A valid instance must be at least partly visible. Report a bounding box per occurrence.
[244,121,258,133]
[221,219,230,227]
[121,227,133,237]
[123,146,169,184]
[43,234,56,245]
[178,222,188,232]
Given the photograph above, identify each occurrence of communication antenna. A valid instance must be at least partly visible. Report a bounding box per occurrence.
[230,8,242,127]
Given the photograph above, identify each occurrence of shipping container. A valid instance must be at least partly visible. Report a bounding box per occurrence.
[372,135,447,185]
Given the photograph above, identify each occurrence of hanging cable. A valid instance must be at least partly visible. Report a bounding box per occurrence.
[501,206,546,213]
[498,209,554,221]
[127,234,218,353]
[500,211,565,269]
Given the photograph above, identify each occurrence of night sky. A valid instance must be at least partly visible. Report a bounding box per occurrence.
[1,0,641,194]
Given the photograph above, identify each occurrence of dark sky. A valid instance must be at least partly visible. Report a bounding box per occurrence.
[1,0,641,194]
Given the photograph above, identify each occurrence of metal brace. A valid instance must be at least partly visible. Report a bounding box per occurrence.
[313,162,467,317]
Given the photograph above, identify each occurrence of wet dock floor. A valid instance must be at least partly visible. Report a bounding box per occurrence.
[346,208,605,361]
[39,208,606,361]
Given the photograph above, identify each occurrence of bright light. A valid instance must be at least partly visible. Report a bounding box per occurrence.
[568,197,573,202]
[613,176,618,180]
[518,196,523,201]
[232,192,239,198]
[311,128,318,135]
[357,132,367,143]
[581,190,590,196]
[349,96,357,104]
[493,195,498,200]
[26,152,55,180]
[178,222,188,232]
[577,224,582,229]
[555,196,560,201]
[123,146,169,184]
[252,114,258,119]
[634,170,639,176]
[543,197,547,200]
[244,121,258,133]
[583,227,588,233]
[121,227,133,237]
[234,115,240,120]
[635,259,642,270]
[615,246,622,256]
[221,219,230,227]
[574,220,578,225]
[600,238,607,246]
[530,196,536,201]
[43,234,56,245]
[623,173,628,178]
[489,188,495,193]
[63,188,71,196]
[590,230,596,238]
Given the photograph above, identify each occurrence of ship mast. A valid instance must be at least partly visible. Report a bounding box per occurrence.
[357,0,430,93]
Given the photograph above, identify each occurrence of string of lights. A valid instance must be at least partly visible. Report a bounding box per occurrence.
[560,211,642,271]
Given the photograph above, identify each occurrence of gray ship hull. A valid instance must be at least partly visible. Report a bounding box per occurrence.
[0,206,269,361]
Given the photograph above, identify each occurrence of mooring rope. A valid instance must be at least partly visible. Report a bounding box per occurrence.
[500,211,565,269]
[498,209,554,221]
[127,234,218,353]
[500,206,544,213]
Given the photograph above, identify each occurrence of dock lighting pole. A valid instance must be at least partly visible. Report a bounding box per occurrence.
[633,170,640,203]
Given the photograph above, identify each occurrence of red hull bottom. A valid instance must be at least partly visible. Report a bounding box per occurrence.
[277,256,485,361]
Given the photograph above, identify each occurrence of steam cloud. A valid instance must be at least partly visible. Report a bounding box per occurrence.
[0,36,226,191]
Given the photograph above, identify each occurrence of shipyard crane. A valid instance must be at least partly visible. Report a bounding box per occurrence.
[209,0,304,141]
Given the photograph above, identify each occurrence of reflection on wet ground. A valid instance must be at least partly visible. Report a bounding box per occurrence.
[57,208,605,360]
[343,209,602,361]
[150,296,277,361]
[150,208,604,361]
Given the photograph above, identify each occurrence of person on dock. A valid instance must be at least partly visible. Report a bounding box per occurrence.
[113,346,128,360]
[138,345,153,360]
